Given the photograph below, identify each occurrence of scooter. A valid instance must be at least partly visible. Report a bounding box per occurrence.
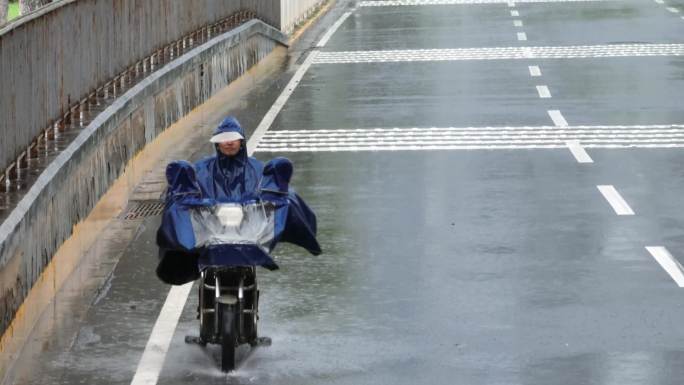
[159,158,321,372]
[185,265,270,371]
[182,202,276,372]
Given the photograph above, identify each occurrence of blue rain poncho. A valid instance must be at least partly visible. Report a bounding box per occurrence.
[260,157,321,256]
[156,120,321,285]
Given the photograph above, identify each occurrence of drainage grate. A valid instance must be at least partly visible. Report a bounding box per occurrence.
[122,200,165,220]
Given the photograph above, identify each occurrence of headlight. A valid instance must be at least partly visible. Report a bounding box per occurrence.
[216,205,244,227]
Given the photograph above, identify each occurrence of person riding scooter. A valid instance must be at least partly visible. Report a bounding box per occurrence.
[155,116,321,285]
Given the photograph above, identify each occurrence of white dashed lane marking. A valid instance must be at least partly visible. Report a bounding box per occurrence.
[517,32,528,41]
[646,247,684,287]
[536,85,552,98]
[514,20,524,27]
[548,110,569,127]
[597,185,635,216]
[529,65,542,76]
[566,140,594,163]
[511,10,520,16]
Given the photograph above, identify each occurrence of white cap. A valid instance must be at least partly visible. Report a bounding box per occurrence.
[210,131,244,143]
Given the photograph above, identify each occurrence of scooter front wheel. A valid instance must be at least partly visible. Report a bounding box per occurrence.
[220,303,237,372]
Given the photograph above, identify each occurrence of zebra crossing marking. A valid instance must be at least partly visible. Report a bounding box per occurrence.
[255,125,684,152]
[359,0,611,6]
[313,44,684,64]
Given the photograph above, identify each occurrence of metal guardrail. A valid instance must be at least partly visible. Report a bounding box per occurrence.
[280,0,328,34]
[0,0,284,184]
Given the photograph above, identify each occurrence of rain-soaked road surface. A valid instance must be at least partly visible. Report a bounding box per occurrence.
[9,0,684,384]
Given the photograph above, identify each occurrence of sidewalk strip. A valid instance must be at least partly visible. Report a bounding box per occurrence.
[597,185,635,215]
[646,247,684,287]
[565,140,593,163]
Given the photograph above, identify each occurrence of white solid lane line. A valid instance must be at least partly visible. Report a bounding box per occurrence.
[536,85,552,98]
[565,140,594,163]
[529,65,542,76]
[597,185,635,215]
[316,11,352,47]
[514,20,524,27]
[248,51,320,154]
[517,32,528,41]
[130,283,193,385]
[548,110,568,127]
[646,247,684,287]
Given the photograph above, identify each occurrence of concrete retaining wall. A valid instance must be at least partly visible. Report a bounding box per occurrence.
[0,0,288,177]
[0,19,288,338]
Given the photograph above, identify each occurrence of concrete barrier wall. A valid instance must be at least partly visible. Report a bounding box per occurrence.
[0,0,282,177]
[0,19,288,339]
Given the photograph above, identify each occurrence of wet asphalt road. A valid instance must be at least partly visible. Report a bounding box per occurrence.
[10,0,684,384]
